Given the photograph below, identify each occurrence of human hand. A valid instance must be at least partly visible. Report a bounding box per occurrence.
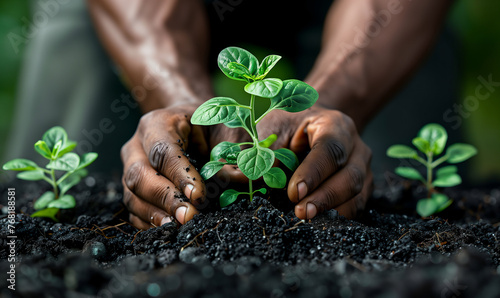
[256,106,373,220]
[120,105,249,229]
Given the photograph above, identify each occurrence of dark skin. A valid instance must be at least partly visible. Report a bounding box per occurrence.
[88,0,452,229]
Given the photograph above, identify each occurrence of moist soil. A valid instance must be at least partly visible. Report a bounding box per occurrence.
[1,174,499,298]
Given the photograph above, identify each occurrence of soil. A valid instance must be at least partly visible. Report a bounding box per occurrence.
[1,174,499,298]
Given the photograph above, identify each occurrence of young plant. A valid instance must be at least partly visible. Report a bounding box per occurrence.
[387,123,477,217]
[191,47,318,207]
[2,126,97,220]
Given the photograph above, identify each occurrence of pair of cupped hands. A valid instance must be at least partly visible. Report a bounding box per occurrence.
[121,104,373,230]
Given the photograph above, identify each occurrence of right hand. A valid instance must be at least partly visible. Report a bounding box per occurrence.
[120,105,248,229]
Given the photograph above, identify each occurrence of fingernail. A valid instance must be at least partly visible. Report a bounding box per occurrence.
[175,206,187,224]
[184,184,194,200]
[161,216,172,226]
[297,182,307,201]
[306,203,317,219]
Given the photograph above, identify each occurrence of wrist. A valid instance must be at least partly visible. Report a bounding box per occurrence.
[126,52,213,112]
[306,63,370,131]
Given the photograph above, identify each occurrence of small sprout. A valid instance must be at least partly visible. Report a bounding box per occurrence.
[2,126,98,220]
[387,123,477,217]
[191,47,318,207]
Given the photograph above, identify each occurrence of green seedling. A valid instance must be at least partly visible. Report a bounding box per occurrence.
[2,126,97,220]
[191,47,318,207]
[387,123,477,217]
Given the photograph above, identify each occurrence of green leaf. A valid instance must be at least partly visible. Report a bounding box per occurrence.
[237,146,274,180]
[417,198,438,217]
[34,140,52,159]
[224,107,251,130]
[59,170,86,196]
[418,124,448,155]
[52,140,63,158]
[433,193,453,213]
[43,126,67,152]
[257,55,281,78]
[218,47,259,81]
[263,167,287,188]
[17,170,46,181]
[395,167,424,182]
[210,142,241,162]
[47,153,80,171]
[200,161,225,180]
[446,143,477,163]
[259,134,278,148]
[191,97,240,125]
[227,62,252,79]
[3,159,38,171]
[31,207,59,222]
[56,140,77,158]
[386,145,418,159]
[244,78,283,98]
[416,193,452,217]
[274,148,299,171]
[433,172,462,187]
[34,191,56,210]
[254,188,267,195]
[220,189,244,207]
[48,194,76,209]
[77,152,98,169]
[269,80,319,113]
[436,165,458,177]
[412,137,430,154]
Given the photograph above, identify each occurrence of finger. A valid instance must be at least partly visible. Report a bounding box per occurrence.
[142,125,206,204]
[335,170,373,219]
[128,213,173,230]
[294,142,372,220]
[124,192,173,229]
[126,114,207,204]
[129,213,151,230]
[122,140,201,224]
[123,184,198,225]
[294,163,364,217]
[288,114,356,203]
[295,161,374,220]
[121,139,197,222]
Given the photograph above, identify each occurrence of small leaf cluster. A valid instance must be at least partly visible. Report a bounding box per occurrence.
[191,47,318,207]
[387,123,477,217]
[2,126,97,220]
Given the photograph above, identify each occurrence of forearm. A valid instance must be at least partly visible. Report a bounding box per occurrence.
[87,0,213,113]
[306,0,452,131]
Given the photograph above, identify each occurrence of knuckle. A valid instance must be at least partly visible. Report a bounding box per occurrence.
[166,190,183,215]
[153,187,173,213]
[124,161,145,192]
[122,190,133,210]
[319,184,341,212]
[148,141,172,171]
[346,165,364,195]
[365,145,373,164]
[120,139,132,162]
[323,140,348,169]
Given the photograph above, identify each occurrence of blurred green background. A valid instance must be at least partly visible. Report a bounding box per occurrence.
[1,1,499,184]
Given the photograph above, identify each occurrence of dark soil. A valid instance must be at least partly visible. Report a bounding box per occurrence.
[1,175,499,298]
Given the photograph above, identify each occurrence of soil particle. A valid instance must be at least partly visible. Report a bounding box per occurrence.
[0,176,499,297]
